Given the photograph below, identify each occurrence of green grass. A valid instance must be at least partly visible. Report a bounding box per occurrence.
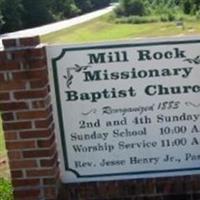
[42,14,200,44]
[0,117,9,179]
[0,118,13,200]
[0,117,6,158]
[0,178,13,200]
[0,116,10,179]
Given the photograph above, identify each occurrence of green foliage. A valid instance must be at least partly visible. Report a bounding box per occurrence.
[1,0,23,32]
[114,5,125,16]
[148,0,178,16]
[115,13,178,24]
[115,15,159,24]
[0,0,111,33]
[196,10,200,20]
[91,0,111,9]
[74,0,93,13]
[52,0,80,19]
[0,0,4,29]
[0,0,199,33]
[181,0,200,14]
[114,0,200,24]
[115,0,145,16]
[182,0,192,14]
[22,0,53,28]
[0,11,4,30]
[0,178,13,200]
[160,13,176,22]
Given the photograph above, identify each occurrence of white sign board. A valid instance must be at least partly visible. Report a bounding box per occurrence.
[47,37,200,183]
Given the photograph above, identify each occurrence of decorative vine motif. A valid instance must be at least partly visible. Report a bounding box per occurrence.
[63,74,73,89]
[183,56,200,64]
[63,64,91,88]
[82,108,97,116]
[74,64,91,72]
[185,101,200,108]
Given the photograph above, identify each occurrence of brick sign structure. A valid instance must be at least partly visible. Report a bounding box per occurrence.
[1,36,200,200]
[0,37,59,200]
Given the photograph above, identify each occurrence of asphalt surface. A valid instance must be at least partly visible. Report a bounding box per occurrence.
[0,5,115,48]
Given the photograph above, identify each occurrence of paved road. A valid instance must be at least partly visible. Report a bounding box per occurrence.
[0,5,116,48]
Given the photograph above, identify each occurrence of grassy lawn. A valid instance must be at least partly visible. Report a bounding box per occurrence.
[0,118,8,178]
[0,118,12,200]
[42,14,200,44]
[0,118,6,158]
[0,178,13,200]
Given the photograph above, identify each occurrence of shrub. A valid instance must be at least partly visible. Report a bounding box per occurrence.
[0,178,13,200]
[167,12,176,21]
[125,0,145,16]
[114,5,125,17]
[115,0,146,17]
[183,0,192,14]
[115,15,159,24]
[160,15,169,22]
[196,10,200,20]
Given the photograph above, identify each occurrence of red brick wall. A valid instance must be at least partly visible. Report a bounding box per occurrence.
[1,36,200,200]
[59,176,199,200]
[0,36,59,200]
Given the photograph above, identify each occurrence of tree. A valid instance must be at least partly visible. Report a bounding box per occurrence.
[115,0,145,16]
[126,0,145,16]
[52,0,80,19]
[74,0,93,13]
[21,0,54,28]
[91,0,111,9]
[192,0,200,11]
[0,10,4,30]
[1,0,23,32]
[182,0,192,14]
[0,0,5,31]
[0,0,113,33]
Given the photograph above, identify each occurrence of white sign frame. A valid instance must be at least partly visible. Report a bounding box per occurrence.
[47,37,200,183]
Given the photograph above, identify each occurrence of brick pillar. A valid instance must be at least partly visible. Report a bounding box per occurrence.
[0,36,60,200]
